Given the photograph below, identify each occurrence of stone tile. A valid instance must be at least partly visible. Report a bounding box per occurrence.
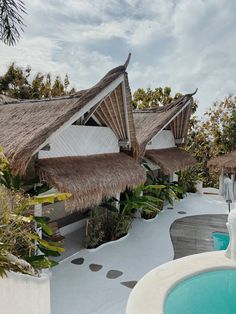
[89,264,103,272]
[121,281,137,289]
[106,270,123,279]
[71,257,84,265]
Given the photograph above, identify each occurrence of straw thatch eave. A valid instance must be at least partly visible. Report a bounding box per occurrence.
[0,58,135,175]
[208,150,236,174]
[145,148,196,175]
[37,153,146,212]
[133,95,193,157]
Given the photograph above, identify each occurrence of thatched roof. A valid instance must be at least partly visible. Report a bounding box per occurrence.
[0,57,136,175]
[208,150,236,173]
[37,153,146,212]
[133,94,193,157]
[145,148,196,175]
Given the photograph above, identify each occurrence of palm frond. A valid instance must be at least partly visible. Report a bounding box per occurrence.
[0,0,26,46]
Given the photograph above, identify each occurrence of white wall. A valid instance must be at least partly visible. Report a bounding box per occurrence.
[0,271,50,314]
[39,125,119,159]
[146,130,175,150]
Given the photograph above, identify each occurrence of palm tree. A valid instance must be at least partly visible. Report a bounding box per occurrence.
[0,0,26,46]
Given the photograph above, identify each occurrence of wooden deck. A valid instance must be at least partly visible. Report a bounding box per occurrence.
[170,214,228,259]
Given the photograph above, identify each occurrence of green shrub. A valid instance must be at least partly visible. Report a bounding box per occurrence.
[85,206,132,249]
[177,165,204,193]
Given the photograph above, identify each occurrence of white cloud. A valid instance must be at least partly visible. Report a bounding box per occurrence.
[0,0,236,115]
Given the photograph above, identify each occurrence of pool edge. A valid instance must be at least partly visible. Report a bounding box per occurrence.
[126,251,236,314]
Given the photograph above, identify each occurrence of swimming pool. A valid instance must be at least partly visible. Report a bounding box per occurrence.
[164,269,236,314]
[212,232,229,250]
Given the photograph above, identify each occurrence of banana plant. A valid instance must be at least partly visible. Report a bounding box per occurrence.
[120,184,165,217]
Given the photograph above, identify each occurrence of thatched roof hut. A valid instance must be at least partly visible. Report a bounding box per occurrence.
[133,93,196,173]
[0,55,146,212]
[38,153,146,211]
[0,56,136,175]
[208,151,236,174]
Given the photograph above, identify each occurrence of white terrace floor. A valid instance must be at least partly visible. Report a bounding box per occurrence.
[51,193,228,314]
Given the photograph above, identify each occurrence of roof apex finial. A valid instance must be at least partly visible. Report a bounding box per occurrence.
[124,53,131,69]
[190,88,198,96]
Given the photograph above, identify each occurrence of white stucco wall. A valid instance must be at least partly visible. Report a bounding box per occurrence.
[146,130,175,150]
[39,125,119,159]
[0,271,50,314]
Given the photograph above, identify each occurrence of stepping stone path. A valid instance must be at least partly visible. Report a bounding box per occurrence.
[121,281,137,289]
[71,258,138,291]
[71,257,84,265]
[106,270,123,279]
[167,207,173,210]
[89,264,103,272]
[178,211,187,214]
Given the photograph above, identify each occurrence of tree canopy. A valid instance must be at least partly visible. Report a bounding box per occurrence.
[0,63,76,99]
[186,96,236,186]
[132,87,181,109]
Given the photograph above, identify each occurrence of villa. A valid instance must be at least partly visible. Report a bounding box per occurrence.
[0,58,235,314]
[0,56,146,228]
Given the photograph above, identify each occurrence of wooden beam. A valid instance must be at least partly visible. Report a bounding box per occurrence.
[121,81,131,148]
[114,88,126,138]
[108,94,124,138]
[103,98,122,138]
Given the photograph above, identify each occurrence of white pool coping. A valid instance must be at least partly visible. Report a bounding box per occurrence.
[126,251,236,314]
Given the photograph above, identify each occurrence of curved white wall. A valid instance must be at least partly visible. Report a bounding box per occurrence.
[146,130,175,150]
[0,271,50,314]
[39,125,119,159]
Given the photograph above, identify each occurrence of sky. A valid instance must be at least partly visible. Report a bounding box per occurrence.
[0,0,236,115]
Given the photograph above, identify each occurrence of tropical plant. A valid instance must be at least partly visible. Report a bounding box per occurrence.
[143,161,181,204]
[0,0,26,46]
[0,167,50,196]
[0,147,70,277]
[120,184,164,219]
[85,206,132,249]
[0,186,65,277]
[151,177,181,204]
[0,145,50,195]
[176,166,204,194]
[85,184,165,247]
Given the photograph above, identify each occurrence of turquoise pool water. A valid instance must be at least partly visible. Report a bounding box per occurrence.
[164,269,236,314]
[212,232,229,250]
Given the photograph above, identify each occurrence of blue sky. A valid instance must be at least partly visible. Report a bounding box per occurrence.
[0,0,236,115]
